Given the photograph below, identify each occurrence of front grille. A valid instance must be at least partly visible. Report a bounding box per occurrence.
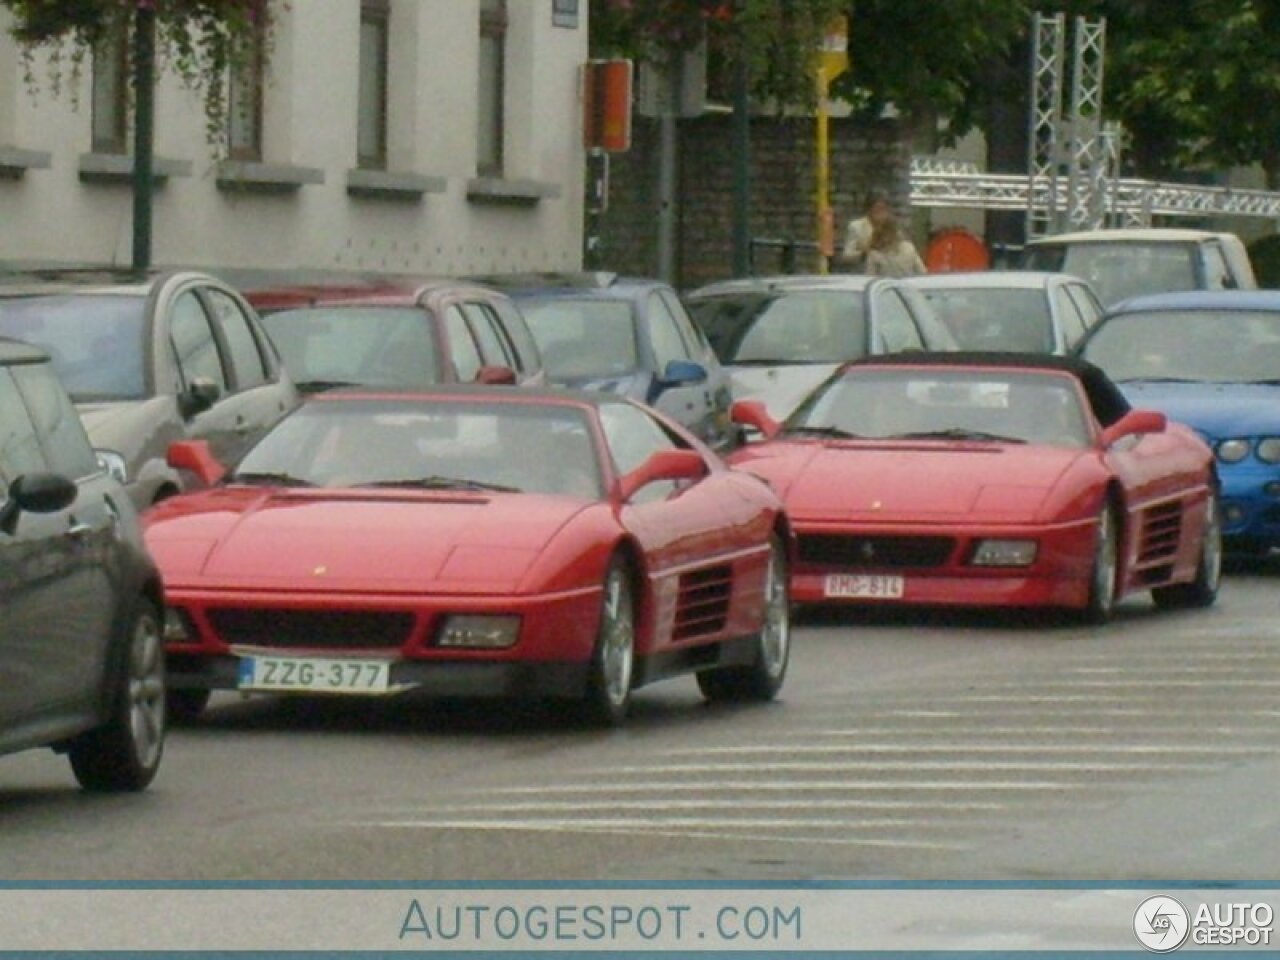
[1138,501,1183,564]
[798,534,955,570]
[673,565,732,640]
[207,608,414,650]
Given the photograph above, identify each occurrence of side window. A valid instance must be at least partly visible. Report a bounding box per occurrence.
[492,299,542,375]
[204,289,269,389]
[444,305,483,381]
[169,291,227,391]
[1053,286,1088,349]
[0,368,48,489]
[11,364,98,479]
[1065,284,1103,331]
[647,294,691,371]
[599,402,681,503]
[1202,243,1234,290]
[900,287,958,349]
[461,302,516,369]
[875,291,925,353]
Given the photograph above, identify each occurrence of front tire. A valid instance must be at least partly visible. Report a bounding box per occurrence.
[1153,492,1222,609]
[698,536,791,702]
[578,557,636,727]
[68,599,166,792]
[1080,503,1120,624]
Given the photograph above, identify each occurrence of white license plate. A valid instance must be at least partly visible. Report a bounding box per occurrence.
[237,655,391,694]
[824,574,905,599]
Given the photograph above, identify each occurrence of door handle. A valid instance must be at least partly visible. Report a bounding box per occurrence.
[67,521,94,538]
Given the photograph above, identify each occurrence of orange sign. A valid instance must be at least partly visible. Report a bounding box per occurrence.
[583,59,633,153]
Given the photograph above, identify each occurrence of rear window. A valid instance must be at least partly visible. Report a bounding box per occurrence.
[1026,242,1197,306]
[520,298,639,379]
[920,288,1054,353]
[687,290,867,365]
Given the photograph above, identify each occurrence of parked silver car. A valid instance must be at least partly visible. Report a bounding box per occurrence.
[0,271,297,508]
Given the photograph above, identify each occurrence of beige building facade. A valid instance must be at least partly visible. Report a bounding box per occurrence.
[0,0,588,276]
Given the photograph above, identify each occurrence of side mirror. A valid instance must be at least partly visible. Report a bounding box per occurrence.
[167,439,226,487]
[730,400,781,440]
[475,365,518,386]
[618,449,708,502]
[9,472,77,514]
[179,377,222,419]
[662,359,708,387]
[1099,409,1167,448]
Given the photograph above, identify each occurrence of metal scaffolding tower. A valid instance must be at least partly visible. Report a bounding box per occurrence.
[1025,12,1065,239]
[1063,17,1107,229]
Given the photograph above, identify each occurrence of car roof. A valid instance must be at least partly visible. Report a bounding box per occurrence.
[306,383,632,411]
[475,272,664,299]
[907,271,1072,290]
[244,280,506,311]
[845,351,1131,426]
[687,274,877,297]
[0,268,224,298]
[0,335,50,365]
[1108,289,1280,314]
[1026,228,1233,246]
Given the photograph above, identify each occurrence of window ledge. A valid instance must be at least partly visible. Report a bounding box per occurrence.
[466,177,561,206]
[0,146,52,180]
[346,168,447,201]
[78,152,192,185]
[216,160,325,194]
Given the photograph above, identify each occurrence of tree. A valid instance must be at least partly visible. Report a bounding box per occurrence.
[2,0,281,268]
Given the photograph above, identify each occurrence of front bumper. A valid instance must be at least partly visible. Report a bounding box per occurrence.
[791,518,1097,610]
[1219,464,1280,550]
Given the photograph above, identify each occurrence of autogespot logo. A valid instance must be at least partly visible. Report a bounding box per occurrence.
[1134,895,1191,953]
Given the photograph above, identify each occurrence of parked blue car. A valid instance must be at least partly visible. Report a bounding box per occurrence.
[480,273,737,450]
[1079,290,1280,556]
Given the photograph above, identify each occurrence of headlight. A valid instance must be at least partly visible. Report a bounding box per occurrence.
[96,449,129,485]
[163,607,193,643]
[437,615,520,649]
[970,539,1038,567]
[1216,439,1251,463]
[1257,438,1280,464]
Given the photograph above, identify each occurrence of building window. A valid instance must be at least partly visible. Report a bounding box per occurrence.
[91,30,129,154]
[228,30,265,161]
[476,0,507,177]
[357,0,390,169]
[552,0,579,28]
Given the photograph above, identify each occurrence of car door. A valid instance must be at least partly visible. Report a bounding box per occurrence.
[661,288,735,444]
[0,363,116,723]
[645,292,714,438]
[490,297,546,386]
[460,301,522,380]
[164,287,239,463]
[441,303,486,382]
[201,286,295,461]
[599,402,736,651]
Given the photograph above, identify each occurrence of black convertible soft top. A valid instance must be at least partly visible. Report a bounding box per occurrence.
[850,351,1132,427]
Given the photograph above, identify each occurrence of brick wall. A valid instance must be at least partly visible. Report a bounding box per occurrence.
[592,113,912,289]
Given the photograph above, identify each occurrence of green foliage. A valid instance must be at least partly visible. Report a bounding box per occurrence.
[1,0,280,147]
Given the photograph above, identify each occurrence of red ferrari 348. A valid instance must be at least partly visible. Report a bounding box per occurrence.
[144,387,791,725]
[728,354,1221,621]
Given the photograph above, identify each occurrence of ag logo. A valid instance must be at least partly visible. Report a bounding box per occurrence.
[1134,895,1190,952]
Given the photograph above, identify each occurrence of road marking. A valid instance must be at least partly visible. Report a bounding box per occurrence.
[591,759,1221,775]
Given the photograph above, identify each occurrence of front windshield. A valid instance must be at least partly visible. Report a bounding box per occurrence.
[260,307,438,389]
[1027,242,1197,305]
[0,295,147,401]
[686,290,866,365]
[920,288,1054,352]
[230,399,603,498]
[1082,309,1280,384]
[786,368,1091,447]
[520,298,638,380]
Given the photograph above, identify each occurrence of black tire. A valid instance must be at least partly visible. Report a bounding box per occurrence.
[1153,492,1223,609]
[698,536,791,702]
[68,599,166,792]
[578,556,636,727]
[1080,503,1120,624]
[166,687,212,725]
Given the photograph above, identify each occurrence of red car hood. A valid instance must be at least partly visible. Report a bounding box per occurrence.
[730,440,1084,523]
[144,488,590,594]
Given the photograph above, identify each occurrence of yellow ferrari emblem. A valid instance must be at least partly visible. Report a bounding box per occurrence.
[313,565,328,576]
[871,500,883,510]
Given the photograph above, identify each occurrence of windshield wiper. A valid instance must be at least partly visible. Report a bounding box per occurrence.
[1115,377,1199,384]
[226,471,314,487]
[358,475,522,493]
[784,425,863,440]
[888,428,1027,444]
[294,379,362,392]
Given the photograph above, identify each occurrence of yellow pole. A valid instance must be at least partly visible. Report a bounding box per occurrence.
[816,67,832,274]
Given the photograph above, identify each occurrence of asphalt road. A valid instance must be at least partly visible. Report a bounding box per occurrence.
[2,560,1278,882]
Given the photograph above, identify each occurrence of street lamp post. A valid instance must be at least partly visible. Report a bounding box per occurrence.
[131,2,156,273]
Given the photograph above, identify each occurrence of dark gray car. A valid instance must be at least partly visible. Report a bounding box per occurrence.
[0,271,297,509]
[0,338,165,791]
